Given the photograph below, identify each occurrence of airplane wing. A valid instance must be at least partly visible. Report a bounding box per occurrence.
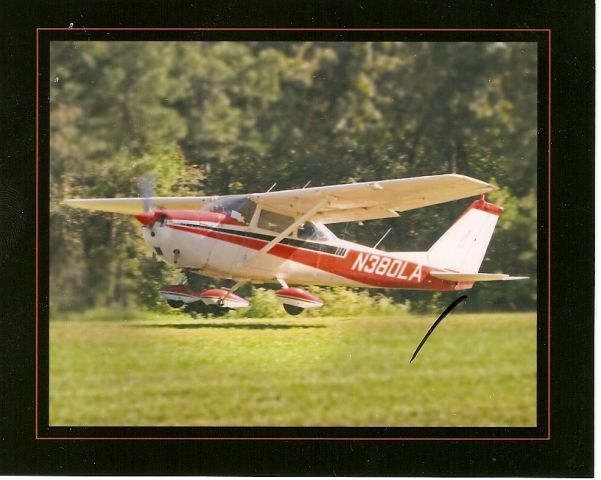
[64,174,496,223]
[250,174,497,224]
[63,196,212,215]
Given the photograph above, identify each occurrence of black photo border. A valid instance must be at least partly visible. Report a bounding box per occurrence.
[1,1,593,476]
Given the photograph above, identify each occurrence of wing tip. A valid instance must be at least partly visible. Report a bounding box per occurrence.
[444,173,499,191]
[63,199,81,208]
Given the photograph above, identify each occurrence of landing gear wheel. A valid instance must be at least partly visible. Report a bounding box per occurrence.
[166,300,184,309]
[283,304,304,316]
[183,302,209,315]
[208,305,230,317]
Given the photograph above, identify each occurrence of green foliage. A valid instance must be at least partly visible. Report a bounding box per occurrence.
[228,288,284,318]
[304,287,402,317]
[408,291,448,315]
[50,41,537,313]
[227,286,405,318]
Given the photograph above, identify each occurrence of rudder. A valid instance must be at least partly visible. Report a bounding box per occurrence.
[427,196,503,273]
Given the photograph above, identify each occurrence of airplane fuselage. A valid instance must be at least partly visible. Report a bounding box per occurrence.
[141,210,471,292]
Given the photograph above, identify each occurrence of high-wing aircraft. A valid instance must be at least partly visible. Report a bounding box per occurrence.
[64,174,528,315]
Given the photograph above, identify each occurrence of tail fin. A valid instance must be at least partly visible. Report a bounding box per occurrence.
[427,196,503,273]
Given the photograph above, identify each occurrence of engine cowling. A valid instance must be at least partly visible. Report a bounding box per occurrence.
[275,287,324,310]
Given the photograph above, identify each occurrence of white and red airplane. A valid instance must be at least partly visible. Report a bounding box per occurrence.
[65,174,527,315]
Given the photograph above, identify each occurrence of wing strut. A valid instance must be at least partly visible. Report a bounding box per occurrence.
[239,196,330,272]
[216,278,249,306]
[217,192,325,304]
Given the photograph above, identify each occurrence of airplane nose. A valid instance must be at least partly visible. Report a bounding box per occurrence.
[134,212,156,226]
[134,211,165,227]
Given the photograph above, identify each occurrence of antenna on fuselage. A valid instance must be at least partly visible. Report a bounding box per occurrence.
[372,227,392,250]
[302,180,311,189]
[266,183,277,193]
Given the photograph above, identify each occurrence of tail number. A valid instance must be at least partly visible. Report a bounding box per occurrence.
[351,252,422,282]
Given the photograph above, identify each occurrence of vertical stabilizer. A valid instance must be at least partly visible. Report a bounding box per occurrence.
[427,196,503,273]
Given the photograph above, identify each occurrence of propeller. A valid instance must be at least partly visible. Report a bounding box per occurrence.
[138,172,155,213]
[134,173,163,227]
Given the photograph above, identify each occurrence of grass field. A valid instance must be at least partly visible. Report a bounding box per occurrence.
[49,310,536,426]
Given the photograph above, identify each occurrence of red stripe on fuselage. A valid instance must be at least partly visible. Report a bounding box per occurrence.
[167,224,457,290]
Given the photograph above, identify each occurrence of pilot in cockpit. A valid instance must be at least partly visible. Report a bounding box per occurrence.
[297,222,323,241]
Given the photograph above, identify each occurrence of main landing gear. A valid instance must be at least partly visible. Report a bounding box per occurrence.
[159,275,326,317]
[283,304,304,316]
[275,286,324,315]
[184,301,229,317]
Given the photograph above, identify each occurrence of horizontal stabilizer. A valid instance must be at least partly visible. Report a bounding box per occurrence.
[430,272,529,282]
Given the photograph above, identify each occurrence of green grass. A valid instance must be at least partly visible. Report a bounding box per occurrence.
[49,310,537,426]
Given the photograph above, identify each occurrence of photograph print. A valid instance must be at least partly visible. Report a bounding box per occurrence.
[47,38,539,431]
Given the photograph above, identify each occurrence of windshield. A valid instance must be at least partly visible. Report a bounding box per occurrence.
[203,196,257,225]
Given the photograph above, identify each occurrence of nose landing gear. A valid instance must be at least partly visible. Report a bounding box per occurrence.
[167,299,184,309]
[159,274,249,317]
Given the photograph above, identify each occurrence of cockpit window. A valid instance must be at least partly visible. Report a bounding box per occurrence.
[258,209,294,233]
[204,196,257,225]
[297,222,328,241]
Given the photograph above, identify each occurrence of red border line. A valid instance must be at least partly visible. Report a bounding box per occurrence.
[37,27,550,441]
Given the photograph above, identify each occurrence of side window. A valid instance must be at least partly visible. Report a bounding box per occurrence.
[258,209,294,233]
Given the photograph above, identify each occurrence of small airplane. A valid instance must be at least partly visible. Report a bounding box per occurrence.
[64,174,528,315]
